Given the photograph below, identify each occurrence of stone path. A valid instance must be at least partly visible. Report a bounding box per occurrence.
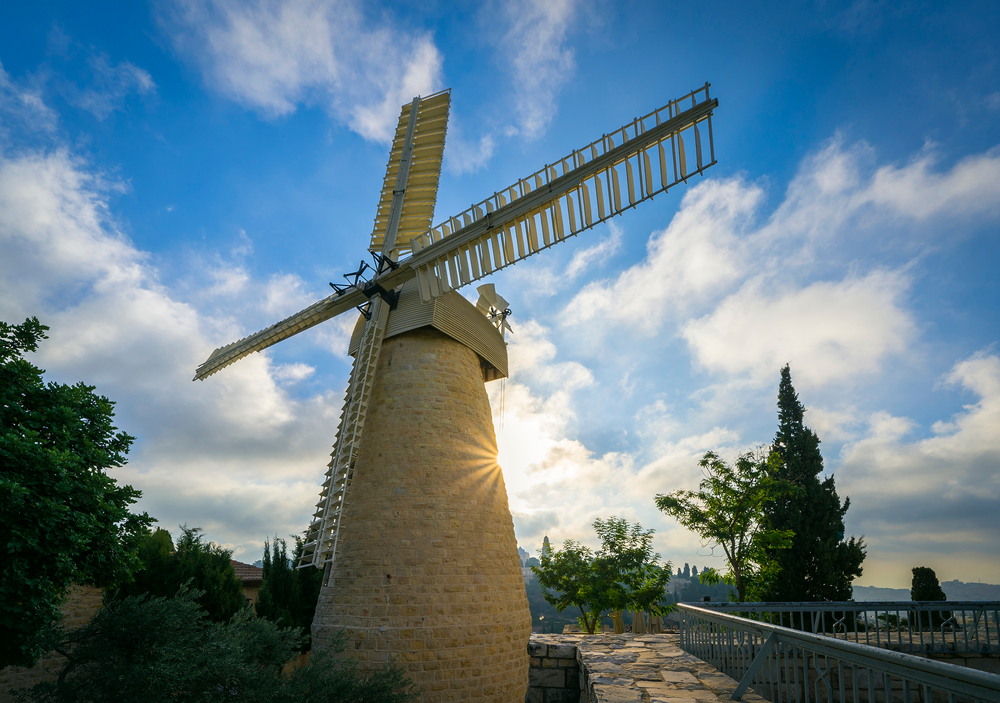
[527,633,769,703]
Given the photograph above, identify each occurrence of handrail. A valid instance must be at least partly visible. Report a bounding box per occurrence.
[687,601,1000,654]
[679,604,1000,703]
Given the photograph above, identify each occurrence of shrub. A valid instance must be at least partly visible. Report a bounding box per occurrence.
[16,586,417,703]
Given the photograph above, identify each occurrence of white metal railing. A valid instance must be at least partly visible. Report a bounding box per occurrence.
[689,602,1000,655]
[679,604,1000,703]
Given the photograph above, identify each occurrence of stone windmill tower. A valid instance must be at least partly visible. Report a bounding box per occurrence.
[194,86,719,702]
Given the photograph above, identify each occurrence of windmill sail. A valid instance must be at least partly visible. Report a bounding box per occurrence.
[298,93,451,569]
[191,85,719,569]
[368,90,450,257]
[192,290,367,381]
[192,93,451,382]
[193,86,716,382]
[405,84,717,302]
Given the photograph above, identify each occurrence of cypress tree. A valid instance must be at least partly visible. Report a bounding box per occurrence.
[255,536,323,650]
[256,537,296,628]
[910,567,946,602]
[910,566,949,628]
[762,365,866,602]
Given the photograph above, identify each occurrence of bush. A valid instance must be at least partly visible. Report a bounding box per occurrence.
[16,586,417,703]
[108,526,245,622]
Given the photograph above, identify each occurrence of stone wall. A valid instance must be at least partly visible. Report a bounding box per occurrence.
[0,585,104,702]
[524,633,771,703]
[526,636,581,703]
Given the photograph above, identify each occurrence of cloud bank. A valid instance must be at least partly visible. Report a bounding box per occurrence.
[161,0,443,141]
[0,71,342,561]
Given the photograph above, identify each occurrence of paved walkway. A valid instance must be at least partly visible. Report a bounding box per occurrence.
[528,633,769,703]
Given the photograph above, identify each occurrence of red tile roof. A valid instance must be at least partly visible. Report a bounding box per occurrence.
[231,560,263,584]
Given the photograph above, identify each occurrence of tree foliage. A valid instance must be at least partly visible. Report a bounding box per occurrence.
[110,526,245,622]
[911,567,947,602]
[531,517,671,634]
[16,586,416,703]
[910,566,951,629]
[256,536,323,650]
[761,365,866,602]
[0,318,152,668]
[656,449,794,602]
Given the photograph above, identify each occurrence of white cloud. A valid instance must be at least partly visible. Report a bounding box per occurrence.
[565,221,622,279]
[565,137,1000,388]
[566,177,759,332]
[273,362,316,383]
[0,143,343,563]
[496,0,579,139]
[493,319,743,564]
[444,130,496,176]
[864,146,1000,219]
[837,352,1000,584]
[261,272,315,317]
[70,54,157,120]
[161,0,442,141]
[683,270,914,387]
[0,62,58,137]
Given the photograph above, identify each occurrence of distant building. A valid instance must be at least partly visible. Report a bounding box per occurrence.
[230,559,264,604]
[517,546,536,583]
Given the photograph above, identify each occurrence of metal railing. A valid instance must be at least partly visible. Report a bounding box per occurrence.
[679,604,1000,703]
[689,602,1000,655]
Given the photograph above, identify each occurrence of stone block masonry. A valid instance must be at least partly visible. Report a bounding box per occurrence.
[0,585,104,702]
[312,328,532,702]
[527,637,581,702]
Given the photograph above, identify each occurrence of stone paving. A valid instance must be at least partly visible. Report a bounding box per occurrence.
[527,633,769,703]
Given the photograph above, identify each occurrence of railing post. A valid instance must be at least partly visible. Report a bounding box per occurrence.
[732,632,778,700]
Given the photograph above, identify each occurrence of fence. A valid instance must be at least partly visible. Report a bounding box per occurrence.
[688,602,1000,655]
[678,604,1000,703]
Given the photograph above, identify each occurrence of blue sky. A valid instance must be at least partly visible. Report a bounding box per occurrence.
[1,0,998,588]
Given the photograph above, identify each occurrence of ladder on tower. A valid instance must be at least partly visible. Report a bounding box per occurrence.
[297,92,447,571]
[300,296,390,570]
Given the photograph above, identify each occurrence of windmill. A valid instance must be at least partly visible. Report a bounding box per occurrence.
[194,85,719,702]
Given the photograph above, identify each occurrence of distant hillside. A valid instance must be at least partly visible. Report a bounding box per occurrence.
[940,580,1000,601]
[853,580,1000,602]
[852,586,909,601]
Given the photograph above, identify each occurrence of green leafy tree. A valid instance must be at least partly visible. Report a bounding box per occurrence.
[910,566,950,629]
[16,585,416,703]
[111,526,245,622]
[656,449,793,602]
[531,517,671,634]
[256,536,323,650]
[0,318,152,668]
[761,365,866,602]
[911,567,947,602]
